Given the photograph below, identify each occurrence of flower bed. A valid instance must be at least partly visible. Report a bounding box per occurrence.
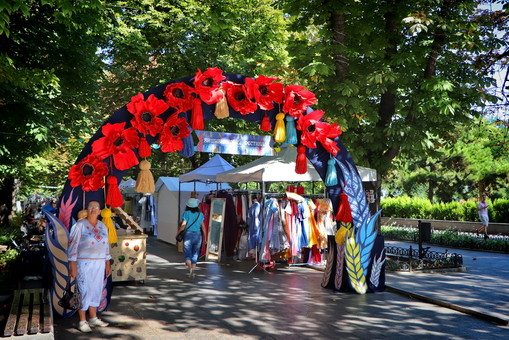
[381,225,509,253]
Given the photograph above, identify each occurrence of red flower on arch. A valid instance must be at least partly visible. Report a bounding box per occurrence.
[193,67,226,104]
[296,110,342,156]
[163,82,195,114]
[127,93,169,137]
[68,154,109,191]
[282,85,317,118]
[92,123,140,171]
[254,75,284,111]
[223,79,258,115]
[159,115,191,153]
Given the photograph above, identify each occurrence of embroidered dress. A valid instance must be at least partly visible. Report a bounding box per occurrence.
[68,219,111,311]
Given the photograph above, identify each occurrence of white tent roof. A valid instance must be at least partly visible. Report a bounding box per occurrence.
[119,178,137,195]
[155,177,231,193]
[215,147,377,183]
[179,154,234,183]
[215,147,322,183]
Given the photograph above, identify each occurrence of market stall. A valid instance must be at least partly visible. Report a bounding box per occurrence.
[155,177,230,245]
[45,68,385,319]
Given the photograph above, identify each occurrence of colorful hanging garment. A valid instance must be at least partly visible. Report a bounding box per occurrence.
[246,200,262,252]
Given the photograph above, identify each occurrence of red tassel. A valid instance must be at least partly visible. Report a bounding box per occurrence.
[138,136,152,158]
[260,113,271,131]
[106,175,124,208]
[295,145,308,174]
[336,192,353,222]
[191,98,205,130]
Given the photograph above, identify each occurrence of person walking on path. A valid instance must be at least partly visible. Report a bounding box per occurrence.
[68,200,112,333]
[177,198,206,278]
[476,193,490,240]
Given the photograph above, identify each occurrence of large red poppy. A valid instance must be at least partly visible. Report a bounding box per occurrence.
[92,123,140,171]
[163,82,195,113]
[127,93,169,136]
[193,67,226,104]
[296,110,342,156]
[223,79,258,115]
[68,154,109,191]
[159,115,191,153]
[282,85,317,118]
[254,75,284,111]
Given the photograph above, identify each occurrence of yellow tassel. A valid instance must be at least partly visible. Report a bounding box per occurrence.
[101,207,118,244]
[274,113,286,142]
[135,160,155,194]
[214,90,229,119]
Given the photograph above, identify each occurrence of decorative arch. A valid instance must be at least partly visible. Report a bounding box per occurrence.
[47,68,385,317]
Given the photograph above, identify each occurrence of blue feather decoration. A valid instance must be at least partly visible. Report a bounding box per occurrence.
[43,211,76,318]
[325,157,338,186]
[285,115,298,145]
[370,249,386,288]
[356,209,382,272]
[335,160,370,229]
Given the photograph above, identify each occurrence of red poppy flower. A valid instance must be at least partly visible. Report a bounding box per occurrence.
[193,67,226,104]
[282,85,317,118]
[159,115,191,153]
[296,110,342,156]
[163,82,195,113]
[127,93,169,136]
[92,123,140,171]
[223,79,258,115]
[68,154,109,191]
[254,75,284,111]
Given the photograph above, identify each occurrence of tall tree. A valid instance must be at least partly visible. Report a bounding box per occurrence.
[384,118,509,201]
[280,0,507,178]
[0,0,108,224]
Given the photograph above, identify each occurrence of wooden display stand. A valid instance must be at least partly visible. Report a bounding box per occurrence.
[110,207,147,283]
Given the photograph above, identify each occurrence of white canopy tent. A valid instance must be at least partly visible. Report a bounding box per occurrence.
[215,147,377,184]
[179,154,235,183]
[155,177,231,245]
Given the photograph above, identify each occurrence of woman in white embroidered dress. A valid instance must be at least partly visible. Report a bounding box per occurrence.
[68,201,112,333]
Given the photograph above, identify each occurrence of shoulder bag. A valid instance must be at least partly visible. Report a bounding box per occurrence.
[176,214,200,242]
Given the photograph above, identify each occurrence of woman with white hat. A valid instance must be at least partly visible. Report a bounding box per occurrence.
[177,198,206,278]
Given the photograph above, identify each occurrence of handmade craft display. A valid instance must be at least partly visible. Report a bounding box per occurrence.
[44,68,385,318]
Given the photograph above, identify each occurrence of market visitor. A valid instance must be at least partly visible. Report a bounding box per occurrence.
[68,200,112,333]
[177,198,206,279]
[476,193,490,240]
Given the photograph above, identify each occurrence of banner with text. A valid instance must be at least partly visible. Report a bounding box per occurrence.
[195,130,274,156]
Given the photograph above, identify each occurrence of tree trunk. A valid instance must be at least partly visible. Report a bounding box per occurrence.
[0,176,16,227]
[424,0,454,78]
[331,11,348,80]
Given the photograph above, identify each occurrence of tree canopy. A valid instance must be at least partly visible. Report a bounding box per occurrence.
[279,0,508,176]
[0,0,508,224]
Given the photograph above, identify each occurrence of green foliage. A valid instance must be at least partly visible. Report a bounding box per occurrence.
[381,226,509,252]
[280,0,508,178]
[381,196,432,219]
[384,118,509,202]
[492,200,509,223]
[382,196,509,223]
[429,202,465,221]
[379,225,416,241]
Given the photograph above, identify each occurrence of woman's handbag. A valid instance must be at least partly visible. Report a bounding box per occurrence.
[58,284,82,310]
[176,215,200,242]
[176,229,186,242]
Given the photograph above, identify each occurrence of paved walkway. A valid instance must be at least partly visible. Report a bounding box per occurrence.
[52,237,509,339]
[384,241,509,323]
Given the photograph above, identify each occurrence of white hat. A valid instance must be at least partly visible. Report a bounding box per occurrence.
[186,198,199,208]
